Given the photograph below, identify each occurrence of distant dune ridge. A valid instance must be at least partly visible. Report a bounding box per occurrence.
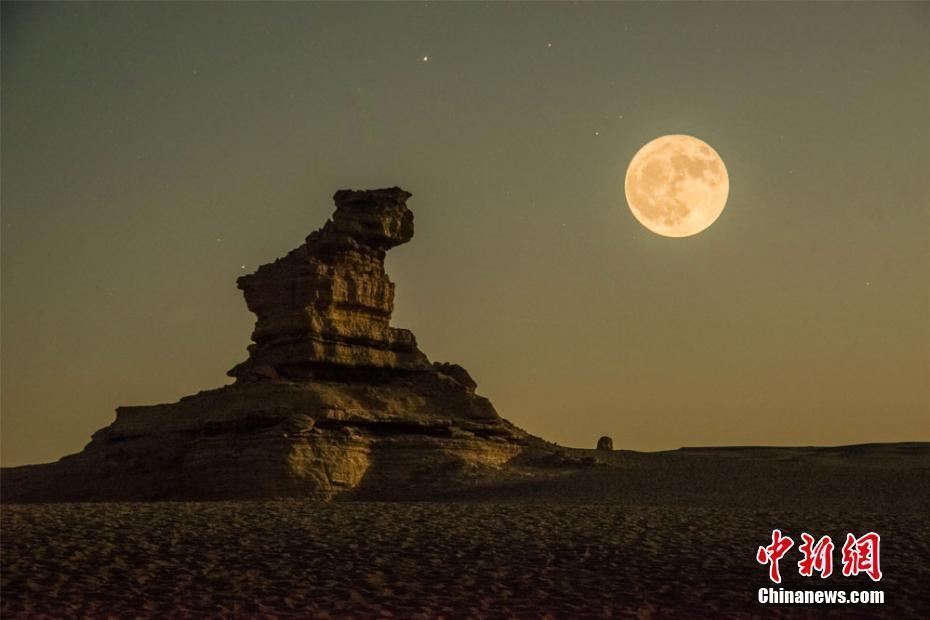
[2,187,555,502]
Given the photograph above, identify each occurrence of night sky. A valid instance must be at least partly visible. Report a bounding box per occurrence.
[3,3,928,466]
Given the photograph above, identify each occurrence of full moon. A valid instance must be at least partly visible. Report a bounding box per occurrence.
[624,134,729,237]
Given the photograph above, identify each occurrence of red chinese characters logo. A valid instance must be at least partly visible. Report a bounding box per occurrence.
[841,532,882,582]
[798,533,834,578]
[756,529,794,584]
[757,530,882,583]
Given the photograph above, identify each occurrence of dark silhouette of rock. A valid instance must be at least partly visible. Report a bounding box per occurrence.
[2,188,538,502]
[597,436,614,451]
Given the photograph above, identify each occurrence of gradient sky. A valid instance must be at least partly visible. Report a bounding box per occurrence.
[3,3,928,467]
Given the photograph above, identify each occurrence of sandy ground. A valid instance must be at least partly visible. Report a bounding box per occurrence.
[3,444,929,618]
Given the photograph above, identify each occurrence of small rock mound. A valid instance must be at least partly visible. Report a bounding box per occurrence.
[597,436,614,451]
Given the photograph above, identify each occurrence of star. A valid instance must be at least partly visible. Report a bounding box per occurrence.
[422,55,429,62]
[546,43,553,48]
[594,131,600,136]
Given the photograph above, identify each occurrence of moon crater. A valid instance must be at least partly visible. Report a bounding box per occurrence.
[624,135,729,237]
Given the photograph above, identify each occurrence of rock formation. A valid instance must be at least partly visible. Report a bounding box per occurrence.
[597,436,614,451]
[3,188,539,502]
[228,188,430,381]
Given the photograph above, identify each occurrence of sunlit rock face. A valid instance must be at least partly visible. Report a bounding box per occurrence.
[230,188,431,381]
[3,188,534,502]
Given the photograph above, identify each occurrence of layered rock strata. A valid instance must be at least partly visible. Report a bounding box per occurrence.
[229,188,430,381]
[3,188,532,502]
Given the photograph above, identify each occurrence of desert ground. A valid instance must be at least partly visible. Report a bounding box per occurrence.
[3,443,928,618]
